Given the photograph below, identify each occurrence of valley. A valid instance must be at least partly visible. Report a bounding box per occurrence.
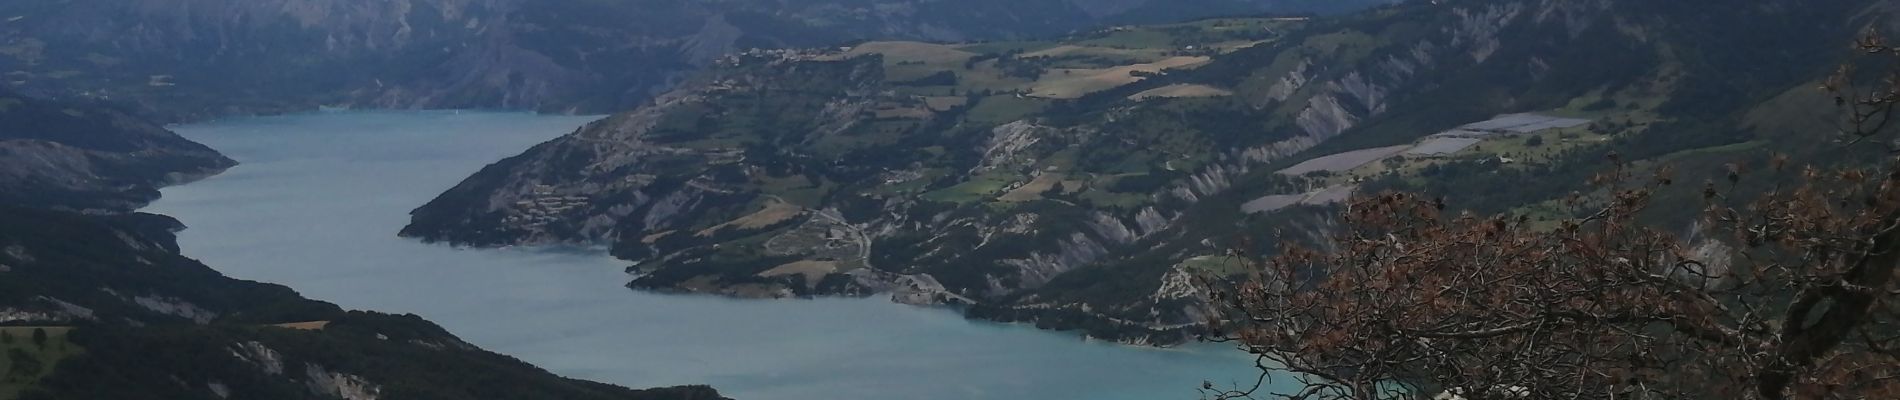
[402,18,1313,344]
[403,0,1782,345]
[2,0,1895,397]
[145,111,1271,400]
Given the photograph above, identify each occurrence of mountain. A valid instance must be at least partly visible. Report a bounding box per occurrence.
[0,92,724,399]
[0,207,726,400]
[403,0,1881,344]
[0,0,1394,122]
[0,88,232,212]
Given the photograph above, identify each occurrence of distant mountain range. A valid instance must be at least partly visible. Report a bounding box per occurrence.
[0,0,1395,122]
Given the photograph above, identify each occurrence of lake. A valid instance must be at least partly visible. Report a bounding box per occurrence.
[144,111,1281,400]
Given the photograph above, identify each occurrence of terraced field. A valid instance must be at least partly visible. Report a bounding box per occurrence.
[824,18,1289,106]
[760,260,843,288]
[1242,185,1357,214]
[998,173,1068,202]
[1451,113,1593,135]
[1250,113,1610,215]
[1029,56,1211,99]
[1405,137,1483,156]
[1276,145,1412,176]
[698,199,804,237]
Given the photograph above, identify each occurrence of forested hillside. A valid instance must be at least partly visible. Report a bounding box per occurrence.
[0,88,231,211]
[406,0,1885,344]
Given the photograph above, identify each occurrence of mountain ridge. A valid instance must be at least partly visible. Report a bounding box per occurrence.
[0,0,1396,123]
[401,0,1882,344]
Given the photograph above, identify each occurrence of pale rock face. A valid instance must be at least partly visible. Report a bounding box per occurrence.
[1332,72,1387,115]
[3,244,35,263]
[1152,266,1206,301]
[304,363,383,400]
[207,381,231,399]
[131,294,219,324]
[1133,207,1171,236]
[1183,164,1235,198]
[1004,233,1113,290]
[1088,212,1141,245]
[1530,0,1616,38]
[974,121,1049,174]
[881,272,974,306]
[1265,60,1314,103]
[1295,94,1358,139]
[1679,222,1736,289]
[4,297,101,323]
[680,14,745,66]
[640,189,703,232]
[1002,213,1041,235]
[0,308,62,324]
[114,230,154,252]
[1448,2,1526,63]
[1682,239,1734,288]
[231,341,287,376]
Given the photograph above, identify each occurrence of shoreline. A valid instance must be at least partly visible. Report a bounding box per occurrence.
[143,111,1267,399]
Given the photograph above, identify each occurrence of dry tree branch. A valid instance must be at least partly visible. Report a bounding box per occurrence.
[1206,32,1900,400]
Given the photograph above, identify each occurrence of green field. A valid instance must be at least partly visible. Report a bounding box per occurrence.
[834,17,1294,104]
[922,171,1022,203]
[1076,183,1150,209]
[965,95,1049,125]
[0,327,79,399]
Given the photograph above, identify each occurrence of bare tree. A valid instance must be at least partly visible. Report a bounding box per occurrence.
[1203,34,1900,400]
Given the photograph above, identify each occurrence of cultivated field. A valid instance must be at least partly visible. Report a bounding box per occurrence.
[272,321,332,330]
[759,260,842,288]
[998,173,1067,202]
[1276,145,1412,175]
[1405,137,1483,156]
[1029,56,1211,99]
[1242,185,1357,214]
[1129,84,1234,101]
[1021,45,1168,63]
[764,215,867,269]
[921,96,968,111]
[698,199,804,237]
[1437,113,1593,137]
[827,41,978,65]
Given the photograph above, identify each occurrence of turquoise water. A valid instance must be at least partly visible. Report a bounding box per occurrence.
[145,111,1280,400]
